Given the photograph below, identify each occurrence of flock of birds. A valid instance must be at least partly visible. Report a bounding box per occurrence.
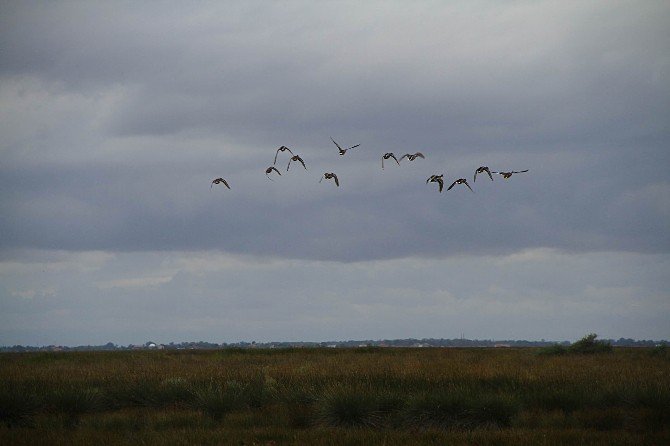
[211,138,528,192]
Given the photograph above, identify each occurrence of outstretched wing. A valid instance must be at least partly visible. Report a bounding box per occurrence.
[414,152,425,159]
[401,154,411,162]
[297,156,307,169]
[474,170,479,183]
[486,168,493,181]
[222,179,230,189]
[464,180,474,192]
[390,153,400,165]
[515,169,529,173]
[447,180,458,191]
[437,178,444,192]
[330,137,343,152]
[274,148,280,165]
[348,144,360,150]
[333,173,339,187]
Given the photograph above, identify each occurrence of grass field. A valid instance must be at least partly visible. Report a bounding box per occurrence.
[1,347,668,445]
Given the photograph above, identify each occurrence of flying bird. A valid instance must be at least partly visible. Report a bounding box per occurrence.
[400,152,425,162]
[319,172,339,187]
[427,174,444,192]
[265,166,282,181]
[492,169,529,179]
[211,177,230,189]
[382,153,400,169]
[474,166,494,182]
[274,146,294,165]
[330,137,360,156]
[447,178,474,192]
[287,154,307,171]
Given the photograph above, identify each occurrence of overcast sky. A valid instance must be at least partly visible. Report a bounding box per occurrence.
[1,1,668,346]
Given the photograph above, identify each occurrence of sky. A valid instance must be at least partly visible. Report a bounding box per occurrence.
[1,1,669,346]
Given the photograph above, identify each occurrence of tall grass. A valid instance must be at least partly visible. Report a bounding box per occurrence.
[1,348,669,444]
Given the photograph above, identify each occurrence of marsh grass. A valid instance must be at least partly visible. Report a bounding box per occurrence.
[1,348,668,444]
[0,387,39,427]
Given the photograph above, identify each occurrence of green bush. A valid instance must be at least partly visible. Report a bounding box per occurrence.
[537,344,568,356]
[569,333,612,354]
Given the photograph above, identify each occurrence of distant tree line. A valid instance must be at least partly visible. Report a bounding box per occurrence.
[0,336,666,353]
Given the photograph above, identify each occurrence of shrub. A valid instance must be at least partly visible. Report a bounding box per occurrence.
[405,388,520,429]
[569,333,612,354]
[49,386,105,427]
[536,344,568,356]
[0,387,39,427]
[317,385,380,428]
[190,381,245,420]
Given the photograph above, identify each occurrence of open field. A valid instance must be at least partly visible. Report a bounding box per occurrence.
[1,347,668,445]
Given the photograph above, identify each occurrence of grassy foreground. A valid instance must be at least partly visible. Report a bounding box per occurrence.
[1,347,668,445]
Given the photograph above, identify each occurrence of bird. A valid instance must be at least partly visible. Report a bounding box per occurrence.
[474,166,494,182]
[381,153,400,169]
[447,178,474,192]
[399,152,425,162]
[492,169,529,179]
[211,178,230,189]
[330,137,360,156]
[265,166,282,181]
[287,154,307,171]
[427,174,444,192]
[319,172,339,187]
[274,146,294,165]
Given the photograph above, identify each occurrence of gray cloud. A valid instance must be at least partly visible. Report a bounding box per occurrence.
[1,2,669,344]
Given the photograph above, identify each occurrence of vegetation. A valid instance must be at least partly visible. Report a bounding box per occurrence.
[1,347,668,445]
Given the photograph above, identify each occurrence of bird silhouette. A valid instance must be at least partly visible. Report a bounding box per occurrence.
[331,137,360,156]
[211,178,230,189]
[274,146,294,165]
[382,153,400,169]
[427,174,444,192]
[265,166,282,181]
[447,178,474,192]
[319,172,339,187]
[287,155,307,171]
[474,166,494,182]
[492,169,529,179]
[400,152,425,162]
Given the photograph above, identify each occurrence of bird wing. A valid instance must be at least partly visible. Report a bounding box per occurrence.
[486,169,493,181]
[516,169,529,173]
[348,144,360,150]
[464,180,474,192]
[474,170,479,182]
[381,157,384,169]
[401,154,411,161]
[271,166,281,175]
[330,137,343,152]
[437,178,444,192]
[333,173,339,186]
[297,157,306,169]
[414,152,425,158]
[447,180,458,191]
[222,179,230,189]
[273,149,280,165]
[390,154,400,164]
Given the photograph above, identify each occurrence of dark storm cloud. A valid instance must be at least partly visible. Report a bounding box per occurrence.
[1,1,669,261]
